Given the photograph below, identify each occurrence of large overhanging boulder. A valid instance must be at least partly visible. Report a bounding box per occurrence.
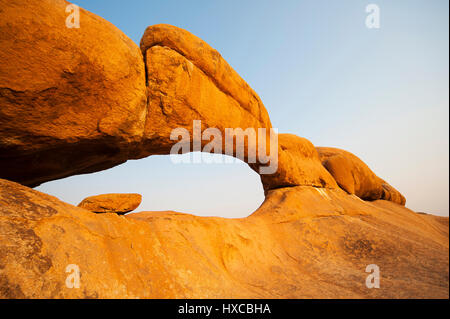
[0,0,147,187]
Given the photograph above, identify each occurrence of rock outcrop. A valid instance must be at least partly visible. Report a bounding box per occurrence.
[0,2,406,204]
[317,147,406,205]
[0,178,447,298]
[0,0,147,187]
[258,134,338,193]
[0,8,276,187]
[78,193,142,214]
[0,0,446,300]
[138,23,276,180]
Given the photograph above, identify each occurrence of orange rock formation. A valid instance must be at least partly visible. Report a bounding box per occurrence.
[317,147,406,205]
[78,193,142,214]
[0,0,447,299]
[0,179,447,298]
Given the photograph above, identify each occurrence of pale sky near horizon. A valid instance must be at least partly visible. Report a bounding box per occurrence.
[37,0,449,217]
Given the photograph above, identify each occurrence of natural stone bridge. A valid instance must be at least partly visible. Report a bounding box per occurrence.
[0,0,446,298]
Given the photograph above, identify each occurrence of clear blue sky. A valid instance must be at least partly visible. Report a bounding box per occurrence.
[38,0,449,217]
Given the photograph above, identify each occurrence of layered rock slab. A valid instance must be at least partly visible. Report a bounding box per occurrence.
[0,0,147,187]
[0,178,447,298]
[78,193,142,214]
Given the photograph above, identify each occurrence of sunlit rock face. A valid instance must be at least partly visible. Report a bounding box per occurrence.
[0,1,404,202]
[258,134,338,193]
[317,147,406,205]
[0,0,147,187]
[0,0,446,299]
[139,24,273,156]
[0,178,448,298]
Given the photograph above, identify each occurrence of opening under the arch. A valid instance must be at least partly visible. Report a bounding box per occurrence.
[35,153,265,218]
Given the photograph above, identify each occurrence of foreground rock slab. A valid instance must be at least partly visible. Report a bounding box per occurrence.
[78,193,142,214]
[0,178,447,298]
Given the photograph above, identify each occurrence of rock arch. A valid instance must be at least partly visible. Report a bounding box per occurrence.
[2,0,448,300]
[0,0,403,205]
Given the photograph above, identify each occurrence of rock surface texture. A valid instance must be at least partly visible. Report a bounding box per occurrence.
[0,0,447,299]
[77,194,142,214]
